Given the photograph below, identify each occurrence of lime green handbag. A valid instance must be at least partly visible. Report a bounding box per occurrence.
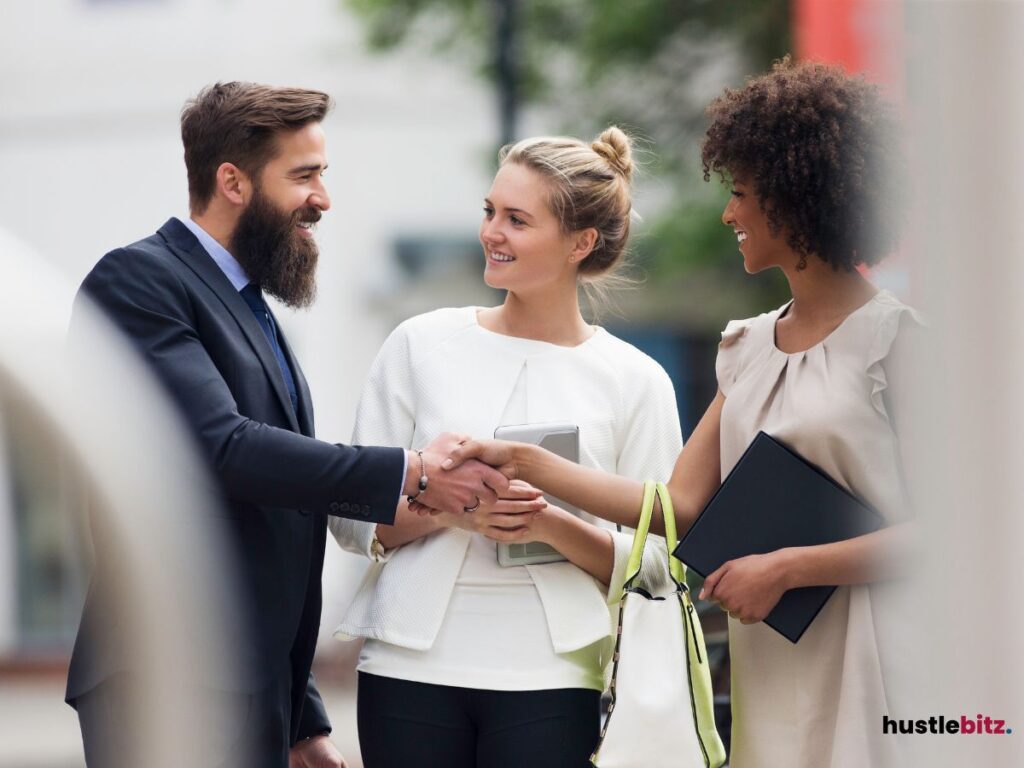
[591,481,727,768]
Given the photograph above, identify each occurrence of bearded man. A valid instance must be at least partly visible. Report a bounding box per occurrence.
[66,82,507,768]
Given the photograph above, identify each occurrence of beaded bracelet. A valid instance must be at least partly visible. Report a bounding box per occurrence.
[407,450,428,503]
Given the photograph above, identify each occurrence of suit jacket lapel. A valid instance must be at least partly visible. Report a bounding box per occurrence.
[157,218,301,433]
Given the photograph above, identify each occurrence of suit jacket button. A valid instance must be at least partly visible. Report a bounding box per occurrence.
[329,502,340,513]
[361,505,371,517]
[340,502,351,513]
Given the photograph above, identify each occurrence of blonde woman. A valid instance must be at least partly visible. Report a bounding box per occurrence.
[331,128,683,767]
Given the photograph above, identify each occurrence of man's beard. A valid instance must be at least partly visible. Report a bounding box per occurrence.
[229,186,320,309]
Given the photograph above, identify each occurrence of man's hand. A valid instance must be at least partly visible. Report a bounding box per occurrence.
[406,433,513,515]
[423,431,471,457]
[289,734,347,768]
[699,550,792,624]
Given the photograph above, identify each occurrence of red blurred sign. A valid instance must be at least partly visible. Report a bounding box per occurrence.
[794,0,904,97]
[794,0,911,296]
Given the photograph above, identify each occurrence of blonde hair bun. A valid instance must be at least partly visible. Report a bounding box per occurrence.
[591,126,634,183]
[498,128,635,283]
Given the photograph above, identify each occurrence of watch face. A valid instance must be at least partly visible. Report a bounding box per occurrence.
[371,536,385,561]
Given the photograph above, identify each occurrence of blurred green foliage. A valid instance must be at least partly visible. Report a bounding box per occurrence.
[345,0,792,329]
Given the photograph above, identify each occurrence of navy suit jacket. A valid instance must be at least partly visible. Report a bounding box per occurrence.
[66,217,403,744]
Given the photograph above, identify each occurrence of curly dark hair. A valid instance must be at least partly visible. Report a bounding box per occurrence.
[701,56,904,271]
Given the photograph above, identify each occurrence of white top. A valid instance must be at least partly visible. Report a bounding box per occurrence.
[358,369,603,690]
[330,306,681,690]
[715,290,922,768]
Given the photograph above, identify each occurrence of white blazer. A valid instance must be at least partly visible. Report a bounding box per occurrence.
[330,307,682,655]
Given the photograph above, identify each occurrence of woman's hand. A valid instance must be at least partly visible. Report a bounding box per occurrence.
[441,438,521,479]
[509,489,579,547]
[443,480,615,586]
[432,480,547,540]
[699,549,794,624]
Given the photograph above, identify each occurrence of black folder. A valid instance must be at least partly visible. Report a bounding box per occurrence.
[672,431,884,643]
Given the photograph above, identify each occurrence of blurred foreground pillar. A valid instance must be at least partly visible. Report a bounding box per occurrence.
[898,2,1024,764]
[0,231,245,768]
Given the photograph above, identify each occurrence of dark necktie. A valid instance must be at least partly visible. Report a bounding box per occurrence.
[239,283,299,416]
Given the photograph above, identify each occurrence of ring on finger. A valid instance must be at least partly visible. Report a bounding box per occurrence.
[463,496,481,513]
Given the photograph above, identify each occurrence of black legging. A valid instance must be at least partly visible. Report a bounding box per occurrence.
[357,672,601,768]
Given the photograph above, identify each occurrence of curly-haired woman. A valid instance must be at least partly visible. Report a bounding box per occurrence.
[443,57,921,768]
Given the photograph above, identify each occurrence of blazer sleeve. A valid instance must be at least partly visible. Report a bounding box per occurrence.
[606,358,684,602]
[295,671,331,743]
[78,246,403,523]
[330,322,417,559]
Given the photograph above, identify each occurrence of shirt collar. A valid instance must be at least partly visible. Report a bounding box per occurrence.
[179,216,251,292]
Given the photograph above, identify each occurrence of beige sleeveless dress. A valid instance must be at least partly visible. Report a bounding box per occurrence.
[716,290,922,768]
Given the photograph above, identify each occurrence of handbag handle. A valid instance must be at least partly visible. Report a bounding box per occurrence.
[623,481,686,589]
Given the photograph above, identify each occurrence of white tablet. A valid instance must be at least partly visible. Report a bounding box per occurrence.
[493,423,581,567]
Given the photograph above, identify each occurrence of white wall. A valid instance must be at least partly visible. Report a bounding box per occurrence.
[0,0,500,433]
[0,0,509,652]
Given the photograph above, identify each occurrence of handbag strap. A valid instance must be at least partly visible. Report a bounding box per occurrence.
[656,482,687,585]
[623,481,686,589]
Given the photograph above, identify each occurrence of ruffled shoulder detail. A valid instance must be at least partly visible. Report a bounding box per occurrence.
[865,292,925,418]
[716,316,757,396]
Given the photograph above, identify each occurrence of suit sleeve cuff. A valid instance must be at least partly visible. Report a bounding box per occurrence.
[295,677,332,743]
[398,450,408,505]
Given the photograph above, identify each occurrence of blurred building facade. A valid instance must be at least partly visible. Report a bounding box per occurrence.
[1,0,715,679]
[0,0,515,668]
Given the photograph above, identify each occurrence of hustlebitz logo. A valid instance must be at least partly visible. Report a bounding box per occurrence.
[883,714,1013,735]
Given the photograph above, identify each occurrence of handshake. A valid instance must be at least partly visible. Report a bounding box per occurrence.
[402,432,523,516]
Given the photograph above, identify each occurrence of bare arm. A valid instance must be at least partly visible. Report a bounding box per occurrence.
[777,524,911,588]
[374,476,544,555]
[435,488,617,586]
[701,523,913,624]
[374,498,444,551]
[442,392,727,537]
[467,484,615,586]
[662,391,725,533]
[530,506,615,585]
[376,482,545,552]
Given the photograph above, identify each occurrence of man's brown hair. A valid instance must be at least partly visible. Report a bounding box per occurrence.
[181,82,333,214]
